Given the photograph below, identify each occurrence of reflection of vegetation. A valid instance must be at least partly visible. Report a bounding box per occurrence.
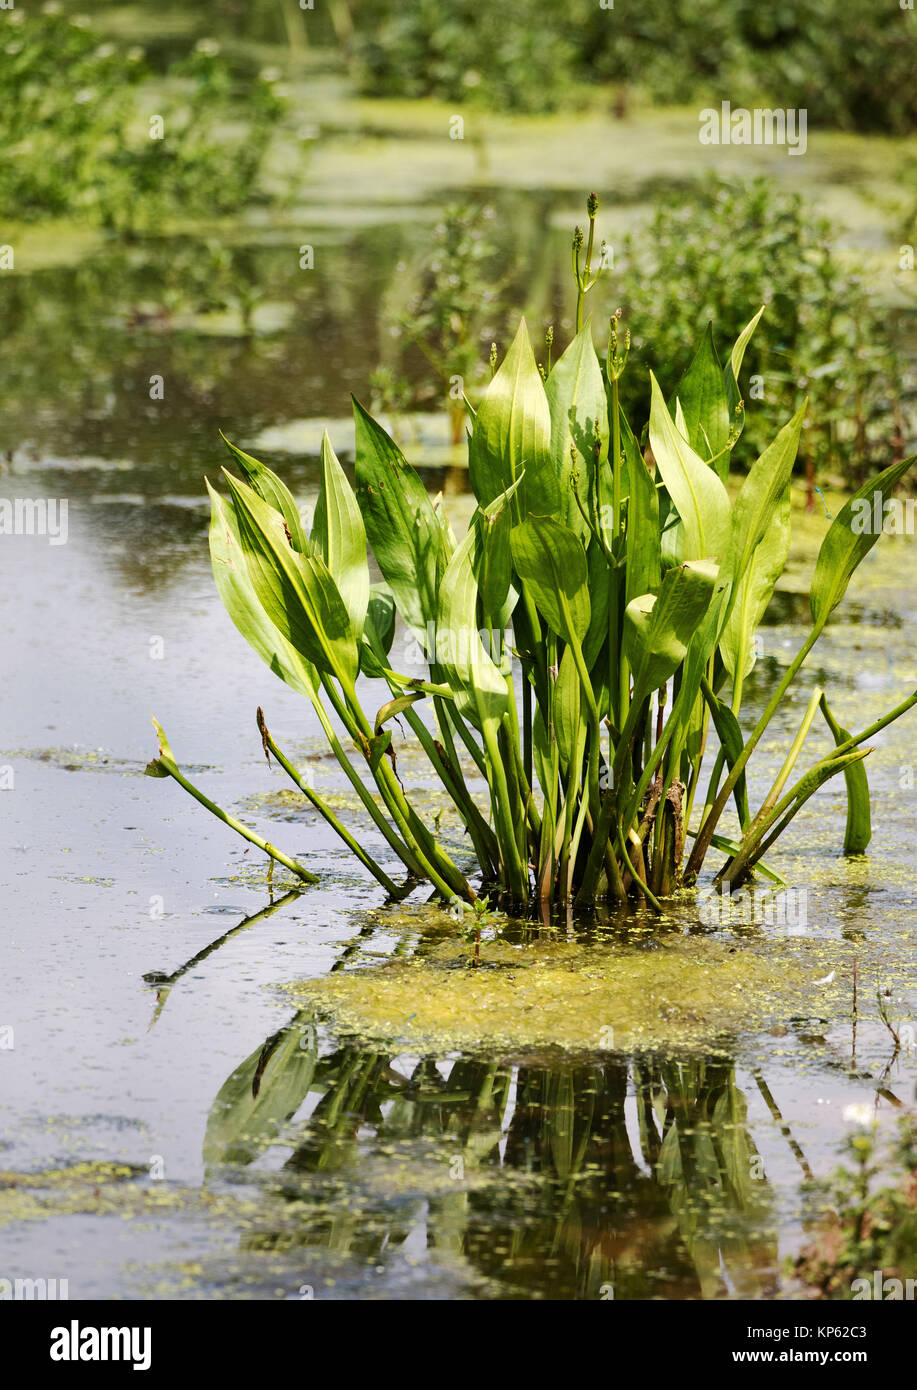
[349,0,917,131]
[207,1020,782,1299]
[143,890,301,1026]
[0,228,409,483]
[1,9,286,228]
[352,0,582,114]
[619,179,907,490]
[204,1016,318,1170]
[371,204,511,442]
[794,1116,917,1299]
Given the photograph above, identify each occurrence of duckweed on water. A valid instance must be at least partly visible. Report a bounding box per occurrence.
[286,933,852,1053]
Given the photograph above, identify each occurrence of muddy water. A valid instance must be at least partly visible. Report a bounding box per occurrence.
[3,184,917,1298]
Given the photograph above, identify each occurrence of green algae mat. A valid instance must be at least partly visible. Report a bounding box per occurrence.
[286,931,854,1053]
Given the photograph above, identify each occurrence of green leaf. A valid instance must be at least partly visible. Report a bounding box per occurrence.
[624,559,719,705]
[510,515,590,646]
[374,692,425,734]
[622,411,661,604]
[810,455,917,629]
[472,474,524,626]
[673,323,730,470]
[532,706,560,803]
[207,481,319,700]
[819,694,871,853]
[724,404,804,594]
[353,397,449,642]
[552,646,585,767]
[203,1019,318,1169]
[725,305,765,420]
[583,540,613,671]
[545,322,608,538]
[313,431,370,643]
[360,582,397,678]
[469,319,559,519]
[700,681,750,830]
[719,488,791,689]
[219,433,309,553]
[224,470,358,689]
[437,526,509,733]
[367,730,392,774]
[649,372,730,565]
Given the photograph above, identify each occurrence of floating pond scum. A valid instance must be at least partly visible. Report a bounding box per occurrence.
[148,197,917,920]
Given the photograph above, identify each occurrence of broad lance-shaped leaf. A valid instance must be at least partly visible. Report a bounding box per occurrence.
[353,397,449,642]
[203,1019,318,1169]
[819,694,871,853]
[219,433,309,552]
[725,305,765,424]
[224,470,358,689]
[671,323,730,470]
[810,455,917,629]
[649,372,730,566]
[622,410,661,604]
[552,645,585,768]
[510,515,590,647]
[700,680,750,829]
[469,318,559,519]
[207,481,319,700]
[583,539,613,671]
[722,403,804,596]
[720,487,791,689]
[359,583,396,678]
[545,321,608,538]
[312,431,369,643]
[437,525,509,733]
[682,410,801,720]
[624,559,719,706]
[471,473,524,628]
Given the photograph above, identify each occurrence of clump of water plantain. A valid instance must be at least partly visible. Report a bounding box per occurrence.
[148,194,917,918]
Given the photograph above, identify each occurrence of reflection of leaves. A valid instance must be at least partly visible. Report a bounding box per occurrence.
[713,1079,760,1205]
[204,1016,318,1170]
[655,1065,776,1297]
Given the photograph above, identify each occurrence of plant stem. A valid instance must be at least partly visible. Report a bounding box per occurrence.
[684,628,819,881]
[743,685,823,846]
[257,711,401,895]
[154,755,318,884]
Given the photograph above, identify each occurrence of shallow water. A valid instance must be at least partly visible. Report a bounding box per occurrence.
[3,109,917,1300]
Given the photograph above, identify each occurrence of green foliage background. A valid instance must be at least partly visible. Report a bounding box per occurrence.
[350,0,917,129]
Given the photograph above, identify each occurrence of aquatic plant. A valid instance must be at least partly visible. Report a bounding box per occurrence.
[371,202,511,444]
[618,178,904,493]
[0,9,286,230]
[350,0,917,132]
[149,195,917,915]
[793,1115,917,1299]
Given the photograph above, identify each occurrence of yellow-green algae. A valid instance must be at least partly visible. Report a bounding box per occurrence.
[0,1161,263,1231]
[286,932,854,1054]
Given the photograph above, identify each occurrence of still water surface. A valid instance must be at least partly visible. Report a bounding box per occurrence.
[2,193,917,1300]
